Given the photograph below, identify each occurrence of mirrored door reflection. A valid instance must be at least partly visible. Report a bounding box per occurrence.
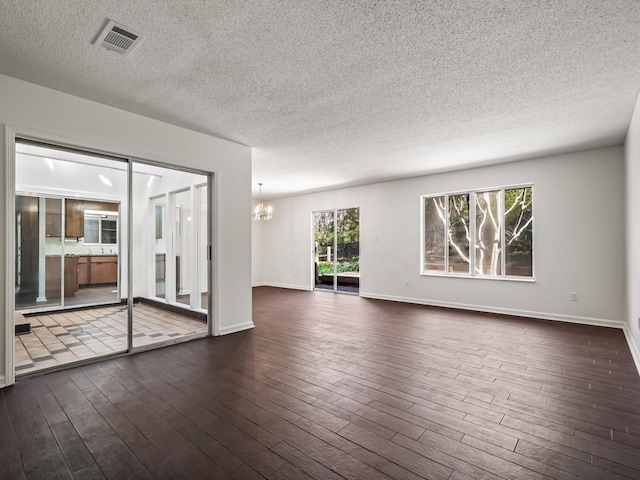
[132,163,209,349]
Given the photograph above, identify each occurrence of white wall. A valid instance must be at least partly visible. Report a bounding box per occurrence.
[625,92,640,370]
[255,146,626,327]
[0,74,253,387]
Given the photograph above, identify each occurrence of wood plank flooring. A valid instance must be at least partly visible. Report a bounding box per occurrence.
[2,286,639,479]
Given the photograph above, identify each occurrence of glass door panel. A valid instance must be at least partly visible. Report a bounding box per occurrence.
[336,208,360,293]
[313,210,336,291]
[132,162,208,349]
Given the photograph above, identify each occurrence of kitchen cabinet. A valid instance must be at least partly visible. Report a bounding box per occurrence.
[65,199,119,238]
[90,256,118,284]
[45,198,62,236]
[77,256,89,286]
[77,256,118,285]
[65,199,85,237]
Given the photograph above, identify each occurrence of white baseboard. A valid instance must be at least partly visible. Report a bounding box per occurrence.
[623,327,640,377]
[253,282,312,291]
[359,292,625,329]
[218,321,255,335]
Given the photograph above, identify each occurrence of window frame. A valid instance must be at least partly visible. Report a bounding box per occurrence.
[420,183,534,282]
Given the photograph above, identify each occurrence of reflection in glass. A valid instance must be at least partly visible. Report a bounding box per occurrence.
[424,197,445,272]
[475,191,502,275]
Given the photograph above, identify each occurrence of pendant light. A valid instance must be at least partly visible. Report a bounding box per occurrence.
[254,183,273,221]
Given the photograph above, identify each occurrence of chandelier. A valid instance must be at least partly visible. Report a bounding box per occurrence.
[254,183,273,221]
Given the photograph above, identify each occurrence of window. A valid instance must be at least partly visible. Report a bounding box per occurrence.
[422,186,533,278]
[83,212,118,245]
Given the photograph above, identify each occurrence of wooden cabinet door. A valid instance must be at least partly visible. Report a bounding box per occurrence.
[65,199,84,237]
[77,258,89,286]
[90,257,118,284]
[45,256,62,298]
[64,199,119,238]
[64,256,79,296]
[45,198,62,237]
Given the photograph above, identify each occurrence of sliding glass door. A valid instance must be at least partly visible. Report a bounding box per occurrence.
[13,138,213,376]
[313,207,360,294]
[132,162,209,349]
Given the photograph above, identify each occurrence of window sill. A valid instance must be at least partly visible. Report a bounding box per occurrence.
[421,272,536,283]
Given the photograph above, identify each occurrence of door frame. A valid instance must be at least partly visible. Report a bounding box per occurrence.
[3,125,218,386]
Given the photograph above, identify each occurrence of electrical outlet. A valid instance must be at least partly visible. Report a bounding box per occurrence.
[637,317,640,329]
[405,280,409,287]
[571,292,578,302]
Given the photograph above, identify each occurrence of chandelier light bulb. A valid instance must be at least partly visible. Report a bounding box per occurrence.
[254,183,273,221]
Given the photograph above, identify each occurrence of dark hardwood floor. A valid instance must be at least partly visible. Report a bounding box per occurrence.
[2,286,640,479]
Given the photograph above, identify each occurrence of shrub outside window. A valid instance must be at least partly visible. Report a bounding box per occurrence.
[422,186,533,278]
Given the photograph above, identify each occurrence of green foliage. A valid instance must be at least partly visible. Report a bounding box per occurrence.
[317,261,359,275]
[314,208,360,246]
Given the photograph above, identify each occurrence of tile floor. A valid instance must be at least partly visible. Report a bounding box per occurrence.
[15,303,207,375]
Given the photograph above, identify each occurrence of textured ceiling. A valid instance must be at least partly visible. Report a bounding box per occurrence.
[0,1,639,199]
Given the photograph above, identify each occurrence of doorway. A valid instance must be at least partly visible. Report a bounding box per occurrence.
[313,207,360,294]
[12,139,213,376]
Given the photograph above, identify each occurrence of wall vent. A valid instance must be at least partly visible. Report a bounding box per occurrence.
[94,20,143,56]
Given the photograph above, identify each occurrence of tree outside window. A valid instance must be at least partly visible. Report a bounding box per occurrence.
[422,186,533,278]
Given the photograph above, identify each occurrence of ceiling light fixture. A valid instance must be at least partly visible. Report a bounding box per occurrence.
[254,183,273,221]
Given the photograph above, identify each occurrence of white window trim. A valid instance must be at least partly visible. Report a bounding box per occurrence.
[420,183,534,281]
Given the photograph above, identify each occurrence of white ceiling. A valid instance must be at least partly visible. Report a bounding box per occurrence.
[1,1,639,199]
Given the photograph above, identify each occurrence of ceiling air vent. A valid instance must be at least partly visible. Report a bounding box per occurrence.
[94,20,143,56]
